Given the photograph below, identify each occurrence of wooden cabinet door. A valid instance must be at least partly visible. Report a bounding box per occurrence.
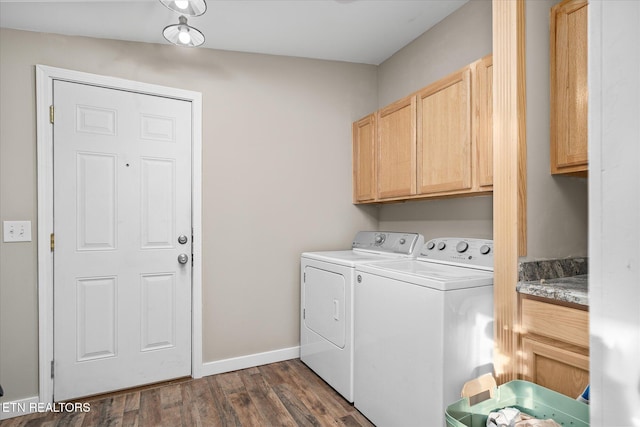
[520,296,590,399]
[377,96,417,199]
[550,0,588,174]
[473,55,493,189]
[417,68,472,194]
[352,114,377,203]
[522,337,589,398]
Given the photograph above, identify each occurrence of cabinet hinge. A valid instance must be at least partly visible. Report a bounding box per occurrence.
[51,360,54,379]
[303,309,306,319]
[50,233,55,252]
[49,105,54,124]
[303,272,306,283]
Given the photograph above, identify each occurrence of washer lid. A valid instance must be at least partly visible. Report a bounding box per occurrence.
[302,250,411,267]
[356,259,493,291]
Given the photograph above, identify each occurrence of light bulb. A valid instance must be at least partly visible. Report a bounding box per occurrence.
[178,28,191,44]
[163,14,204,47]
[174,1,189,10]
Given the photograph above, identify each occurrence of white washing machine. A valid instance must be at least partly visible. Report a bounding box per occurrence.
[300,231,424,402]
[354,237,494,427]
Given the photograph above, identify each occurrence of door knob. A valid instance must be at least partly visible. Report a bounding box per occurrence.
[178,253,189,264]
[178,234,188,244]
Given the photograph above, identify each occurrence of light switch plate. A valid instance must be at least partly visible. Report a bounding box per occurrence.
[3,221,32,242]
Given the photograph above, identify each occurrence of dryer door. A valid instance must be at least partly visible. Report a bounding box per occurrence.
[303,266,346,348]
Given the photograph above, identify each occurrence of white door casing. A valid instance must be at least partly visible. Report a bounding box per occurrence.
[53,81,191,400]
[36,65,203,404]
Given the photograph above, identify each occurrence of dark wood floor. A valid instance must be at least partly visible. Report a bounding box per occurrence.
[1,359,373,427]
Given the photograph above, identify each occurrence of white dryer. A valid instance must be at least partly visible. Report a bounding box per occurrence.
[354,238,494,427]
[300,231,424,402]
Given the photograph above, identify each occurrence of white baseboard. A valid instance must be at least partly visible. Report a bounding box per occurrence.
[0,395,40,420]
[200,346,300,377]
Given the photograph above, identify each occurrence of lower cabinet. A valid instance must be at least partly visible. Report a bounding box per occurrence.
[521,335,589,398]
[520,296,589,398]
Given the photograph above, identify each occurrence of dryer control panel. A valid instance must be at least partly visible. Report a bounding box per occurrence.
[352,231,424,256]
[419,238,494,271]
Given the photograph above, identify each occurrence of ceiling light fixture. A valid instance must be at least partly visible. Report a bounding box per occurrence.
[163,15,205,47]
[160,0,207,17]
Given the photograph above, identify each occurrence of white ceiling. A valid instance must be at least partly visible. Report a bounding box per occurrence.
[0,0,468,65]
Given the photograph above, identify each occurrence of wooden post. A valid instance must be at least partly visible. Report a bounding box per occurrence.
[492,0,527,384]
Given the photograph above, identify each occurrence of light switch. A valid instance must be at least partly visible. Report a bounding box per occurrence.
[3,221,32,242]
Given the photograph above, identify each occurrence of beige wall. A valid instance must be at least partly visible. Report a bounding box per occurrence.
[377,0,493,107]
[0,0,591,406]
[0,28,378,402]
[376,0,588,257]
[376,0,494,241]
[524,0,588,260]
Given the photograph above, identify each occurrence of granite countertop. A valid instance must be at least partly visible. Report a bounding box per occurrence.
[516,274,588,306]
[516,257,588,306]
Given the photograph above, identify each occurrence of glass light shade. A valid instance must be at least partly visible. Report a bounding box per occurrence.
[163,15,205,47]
[159,0,207,17]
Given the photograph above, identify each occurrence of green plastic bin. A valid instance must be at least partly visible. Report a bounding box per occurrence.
[445,380,589,427]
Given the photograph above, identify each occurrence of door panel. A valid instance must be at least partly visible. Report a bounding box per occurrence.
[141,158,175,249]
[76,152,117,250]
[53,80,192,400]
[76,276,117,361]
[140,273,176,351]
[76,105,116,135]
[352,114,376,203]
[417,68,472,194]
[303,266,346,348]
[377,96,417,199]
[550,0,588,173]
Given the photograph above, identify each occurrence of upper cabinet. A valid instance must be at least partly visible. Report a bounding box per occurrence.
[377,96,417,199]
[352,114,377,203]
[353,54,493,204]
[417,68,472,194]
[473,55,494,189]
[550,0,588,176]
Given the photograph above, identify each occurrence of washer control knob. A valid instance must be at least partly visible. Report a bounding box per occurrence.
[399,238,406,245]
[480,245,491,255]
[427,241,435,250]
[456,241,469,253]
[375,234,385,244]
[437,241,446,250]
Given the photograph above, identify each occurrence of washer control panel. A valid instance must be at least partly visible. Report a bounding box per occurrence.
[352,231,424,256]
[419,238,494,270]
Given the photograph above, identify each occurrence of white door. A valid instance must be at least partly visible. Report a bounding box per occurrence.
[53,80,192,400]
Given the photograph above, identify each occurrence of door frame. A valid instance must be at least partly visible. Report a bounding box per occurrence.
[35,65,204,404]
